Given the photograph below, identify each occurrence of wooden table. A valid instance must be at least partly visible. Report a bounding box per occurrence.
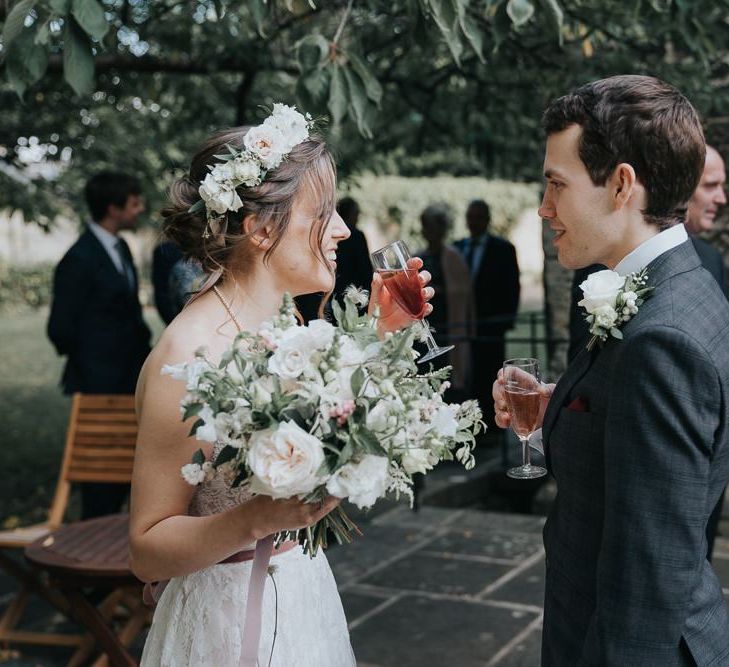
[25,514,146,667]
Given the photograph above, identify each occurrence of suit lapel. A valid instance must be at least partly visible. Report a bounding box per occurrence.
[84,228,129,292]
[543,240,701,464]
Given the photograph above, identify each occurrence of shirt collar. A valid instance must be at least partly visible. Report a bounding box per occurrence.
[88,220,120,254]
[613,224,688,276]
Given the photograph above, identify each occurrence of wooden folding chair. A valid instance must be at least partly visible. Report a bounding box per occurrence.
[0,393,143,660]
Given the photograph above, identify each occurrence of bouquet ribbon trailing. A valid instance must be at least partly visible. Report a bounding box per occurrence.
[143,535,294,666]
[239,534,275,667]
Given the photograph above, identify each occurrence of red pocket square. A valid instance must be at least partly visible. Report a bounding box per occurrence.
[566,396,589,412]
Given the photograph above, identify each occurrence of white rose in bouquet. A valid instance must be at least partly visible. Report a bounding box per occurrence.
[401,447,437,475]
[247,421,326,498]
[250,376,275,410]
[326,455,390,509]
[307,319,336,349]
[267,327,318,379]
[577,270,626,313]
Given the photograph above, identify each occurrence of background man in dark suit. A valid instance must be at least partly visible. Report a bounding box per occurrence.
[497,76,729,665]
[454,200,520,425]
[48,172,151,519]
[687,145,727,291]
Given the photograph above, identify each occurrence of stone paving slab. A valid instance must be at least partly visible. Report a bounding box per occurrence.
[3,503,729,667]
[348,595,540,667]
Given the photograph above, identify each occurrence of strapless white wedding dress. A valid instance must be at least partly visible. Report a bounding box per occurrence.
[140,444,356,666]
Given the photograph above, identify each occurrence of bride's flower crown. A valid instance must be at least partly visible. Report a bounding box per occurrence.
[189,103,314,239]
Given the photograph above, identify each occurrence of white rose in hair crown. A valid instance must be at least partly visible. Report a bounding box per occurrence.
[163,289,484,555]
[578,268,653,350]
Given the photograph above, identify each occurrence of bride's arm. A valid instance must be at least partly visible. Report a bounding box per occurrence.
[129,342,336,584]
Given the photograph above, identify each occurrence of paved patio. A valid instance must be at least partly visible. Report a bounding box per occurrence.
[3,473,729,666]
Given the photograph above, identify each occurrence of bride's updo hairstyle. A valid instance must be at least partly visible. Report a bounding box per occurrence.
[161,125,337,299]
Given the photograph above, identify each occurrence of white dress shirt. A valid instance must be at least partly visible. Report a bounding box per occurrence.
[465,234,489,277]
[528,224,690,456]
[88,220,126,275]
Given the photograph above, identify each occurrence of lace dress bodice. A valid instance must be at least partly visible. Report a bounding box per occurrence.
[187,442,252,518]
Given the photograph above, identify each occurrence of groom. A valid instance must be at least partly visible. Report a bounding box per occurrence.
[495,75,729,665]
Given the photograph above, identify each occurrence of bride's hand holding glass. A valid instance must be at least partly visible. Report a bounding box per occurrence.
[368,256,434,335]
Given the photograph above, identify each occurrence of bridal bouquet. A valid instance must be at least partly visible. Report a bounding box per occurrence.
[163,287,484,555]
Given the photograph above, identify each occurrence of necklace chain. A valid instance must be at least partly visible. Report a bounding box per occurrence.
[213,285,242,332]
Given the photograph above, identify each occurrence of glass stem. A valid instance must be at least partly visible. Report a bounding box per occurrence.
[521,436,531,469]
[420,319,438,352]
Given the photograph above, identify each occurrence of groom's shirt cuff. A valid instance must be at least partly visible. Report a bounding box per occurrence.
[529,428,544,455]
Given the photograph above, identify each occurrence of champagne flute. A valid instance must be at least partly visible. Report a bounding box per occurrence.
[503,358,547,479]
[370,240,454,364]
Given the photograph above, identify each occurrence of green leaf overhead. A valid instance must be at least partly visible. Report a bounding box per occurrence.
[62,17,95,95]
[506,0,535,27]
[2,0,36,49]
[70,0,109,42]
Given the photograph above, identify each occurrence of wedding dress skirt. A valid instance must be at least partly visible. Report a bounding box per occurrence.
[140,443,356,666]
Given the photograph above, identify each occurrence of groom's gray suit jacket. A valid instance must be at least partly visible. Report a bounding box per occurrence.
[542,240,729,666]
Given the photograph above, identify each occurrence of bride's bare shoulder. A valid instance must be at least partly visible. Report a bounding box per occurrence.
[137,296,226,399]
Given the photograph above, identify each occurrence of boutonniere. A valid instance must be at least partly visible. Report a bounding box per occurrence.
[578,268,653,351]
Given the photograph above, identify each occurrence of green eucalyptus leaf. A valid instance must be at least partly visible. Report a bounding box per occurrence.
[189,418,205,437]
[188,199,205,215]
[214,445,238,467]
[192,448,206,465]
[182,402,203,421]
[71,0,109,41]
[3,0,36,49]
[351,366,366,397]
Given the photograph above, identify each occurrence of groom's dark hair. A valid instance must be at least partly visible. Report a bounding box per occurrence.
[542,75,705,229]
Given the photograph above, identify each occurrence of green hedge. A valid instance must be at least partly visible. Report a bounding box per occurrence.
[342,174,540,247]
[0,264,53,311]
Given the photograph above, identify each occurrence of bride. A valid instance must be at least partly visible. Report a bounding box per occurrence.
[130,105,433,666]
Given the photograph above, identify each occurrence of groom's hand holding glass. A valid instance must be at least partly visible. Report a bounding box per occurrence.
[492,369,554,432]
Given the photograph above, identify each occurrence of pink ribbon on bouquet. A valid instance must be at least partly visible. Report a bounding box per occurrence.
[239,534,275,667]
[143,535,294,666]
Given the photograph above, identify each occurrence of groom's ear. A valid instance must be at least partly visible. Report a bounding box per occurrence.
[612,163,639,210]
[242,214,274,251]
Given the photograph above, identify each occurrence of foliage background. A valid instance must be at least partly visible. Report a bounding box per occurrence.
[4,0,729,231]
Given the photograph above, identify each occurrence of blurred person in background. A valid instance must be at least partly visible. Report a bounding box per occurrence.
[418,204,473,398]
[454,199,520,425]
[48,171,151,519]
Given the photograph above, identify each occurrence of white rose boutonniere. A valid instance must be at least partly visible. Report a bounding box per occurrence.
[578,268,653,350]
